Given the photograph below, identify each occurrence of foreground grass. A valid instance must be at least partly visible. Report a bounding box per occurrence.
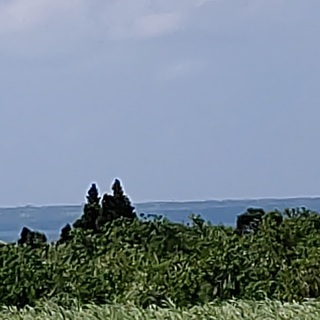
[1,300,320,320]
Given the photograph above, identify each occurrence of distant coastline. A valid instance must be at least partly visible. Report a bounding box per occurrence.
[1,197,320,243]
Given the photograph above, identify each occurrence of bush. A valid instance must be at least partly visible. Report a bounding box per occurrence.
[3,180,320,309]
[2,208,320,308]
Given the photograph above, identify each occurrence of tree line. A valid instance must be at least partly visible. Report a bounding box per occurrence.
[2,178,320,308]
[17,179,136,248]
[16,178,310,247]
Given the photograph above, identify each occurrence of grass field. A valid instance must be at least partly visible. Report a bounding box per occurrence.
[1,300,320,320]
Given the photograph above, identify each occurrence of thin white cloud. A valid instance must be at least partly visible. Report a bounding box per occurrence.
[0,0,203,58]
[0,0,198,40]
[0,0,311,59]
[0,0,83,34]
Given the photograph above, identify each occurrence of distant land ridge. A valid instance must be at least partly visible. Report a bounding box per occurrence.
[1,197,320,243]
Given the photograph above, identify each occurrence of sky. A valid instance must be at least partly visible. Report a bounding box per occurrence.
[0,0,320,206]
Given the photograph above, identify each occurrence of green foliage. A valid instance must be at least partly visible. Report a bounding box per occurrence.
[17,227,47,249]
[72,179,136,237]
[3,180,320,310]
[236,208,266,235]
[2,206,320,309]
[2,300,320,320]
[73,183,101,233]
[57,224,72,246]
[97,179,136,230]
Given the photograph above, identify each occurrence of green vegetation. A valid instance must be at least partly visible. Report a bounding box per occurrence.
[2,178,320,318]
[2,300,320,320]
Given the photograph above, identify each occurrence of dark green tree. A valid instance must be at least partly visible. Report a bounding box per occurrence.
[112,178,136,220]
[31,231,47,247]
[17,226,47,248]
[73,183,101,233]
[96,179,136,231]
[236,208,265,235]
[97,193,115,227]
[57,223,72,245]
[17,226,31,245]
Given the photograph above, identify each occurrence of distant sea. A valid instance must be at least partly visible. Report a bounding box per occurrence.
[1,197,320,243]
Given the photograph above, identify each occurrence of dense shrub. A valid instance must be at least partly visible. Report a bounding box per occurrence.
[17,227,47,248]
[2,208,320,308]
[2,180,320,308]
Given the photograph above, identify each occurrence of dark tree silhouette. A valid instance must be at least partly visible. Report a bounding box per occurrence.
[17,226,31,245]
[236,208,265,235]
[17,226,47,248]
[57,223,72,245]
[73,179,136,234]
[97,179,136,231]
[73,183,101,232]
[112,179,136,220]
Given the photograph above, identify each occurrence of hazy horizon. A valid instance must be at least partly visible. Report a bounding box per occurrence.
[2,194,320,209]
[1,0,319,206]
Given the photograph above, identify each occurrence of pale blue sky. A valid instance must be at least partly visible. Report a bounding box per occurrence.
[0,0,320,206]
